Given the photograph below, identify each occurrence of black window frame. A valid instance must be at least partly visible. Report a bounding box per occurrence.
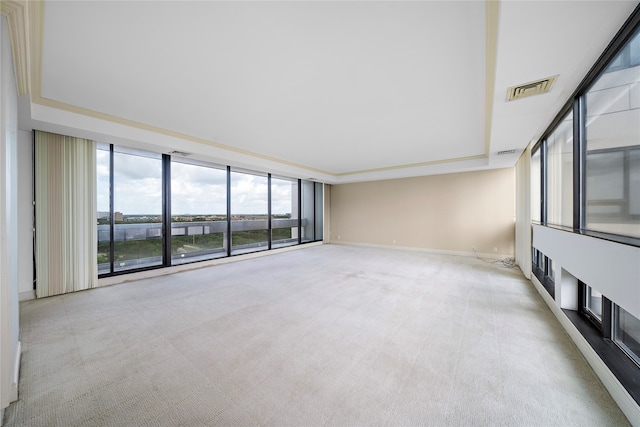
[96,145,324,278]
[531,3,640,404]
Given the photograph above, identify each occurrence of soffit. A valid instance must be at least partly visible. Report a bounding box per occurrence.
[18,1,638,182]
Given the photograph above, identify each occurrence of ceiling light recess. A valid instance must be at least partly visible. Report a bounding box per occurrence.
[506,75,558,102]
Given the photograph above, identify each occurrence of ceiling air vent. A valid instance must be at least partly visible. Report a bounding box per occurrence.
[167,150,191,156]
[506,75,558,101]
[497,149,518,155]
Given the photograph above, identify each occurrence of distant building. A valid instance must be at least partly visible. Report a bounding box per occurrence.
[114,211,124,222]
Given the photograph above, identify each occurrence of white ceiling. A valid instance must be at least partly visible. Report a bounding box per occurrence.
[20,0,639,183]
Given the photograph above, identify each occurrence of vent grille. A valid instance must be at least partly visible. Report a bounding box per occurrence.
[167,150,191,156]
[507,76,558,101]
[497,149,518,155]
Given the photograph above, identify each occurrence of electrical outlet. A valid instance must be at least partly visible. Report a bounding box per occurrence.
[493,247,498,252]
[472,246,476,251]
[393,239,396,244]
[337,235,341,240]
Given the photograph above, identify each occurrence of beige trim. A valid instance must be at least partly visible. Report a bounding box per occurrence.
[33,96,334,176]
[27,3,334,176]
[27,0,43,100]
[485,0,500,155]
[1,0,30,95]
[26,1,501,179]
[336,153,488,177]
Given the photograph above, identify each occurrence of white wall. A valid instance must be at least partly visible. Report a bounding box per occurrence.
[17,130,32,299]
[532,224,640,319]
[0,13,21,416]
[530,226,640,425]
[515,145,532,279]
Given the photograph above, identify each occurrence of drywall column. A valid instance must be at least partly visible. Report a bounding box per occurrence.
[515,144,532,279]
[0,12,21,415]
[323,184,331,243]
[17,129,33,300]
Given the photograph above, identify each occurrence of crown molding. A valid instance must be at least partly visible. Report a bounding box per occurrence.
[27,0,43,100]
[335,153,488,177]
[485,0,501,156]
[24,1,499,183]
[1,0,30,95]
[33,95,335,177]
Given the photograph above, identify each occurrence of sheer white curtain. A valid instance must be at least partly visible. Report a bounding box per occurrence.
[515,143,532,279]
[35,131,97,297]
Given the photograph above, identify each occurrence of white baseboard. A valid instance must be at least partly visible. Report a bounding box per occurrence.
[18,290,35,301]
[10,341,20,403]
[530,275,640,425]
[329,240,513,260]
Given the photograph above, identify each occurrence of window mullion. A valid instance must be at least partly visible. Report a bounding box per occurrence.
[162,154,171,267]
[268,174,272,250]
[109,144,115,274]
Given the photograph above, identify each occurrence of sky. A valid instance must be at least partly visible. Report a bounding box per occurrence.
[96,149,296,215]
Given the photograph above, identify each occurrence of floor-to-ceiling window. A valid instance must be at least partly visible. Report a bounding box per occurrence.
[301,180,316,243]
[171,159,228,264]
[112,147,163,272]
[271,176,299,248]
[315,182,324,240]
[97,145,324,276]
[96,143,111,275]
[230,169,269,255]
[547,111,573,228]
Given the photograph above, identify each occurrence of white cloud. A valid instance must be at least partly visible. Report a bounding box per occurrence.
[97,151,302,216]
[172,162,226,214]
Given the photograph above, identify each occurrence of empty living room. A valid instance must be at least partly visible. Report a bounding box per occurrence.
[1,1,640,425]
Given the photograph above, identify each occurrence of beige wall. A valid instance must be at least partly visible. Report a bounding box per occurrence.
[323,183,331,242]
[329,168,515,257]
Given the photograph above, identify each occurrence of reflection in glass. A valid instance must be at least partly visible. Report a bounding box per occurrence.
[301,180,315,242]
[587,152,624,201]
[315,182,324,240]
[585,25,640,238]
[531,149,541,223]
[171,161,227,264]
[586,287,603,321]
[629,150,640,216]
[615,306,640,367]
[547,112,573,227]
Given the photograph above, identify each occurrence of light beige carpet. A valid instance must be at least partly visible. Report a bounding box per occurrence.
[3,244,629,426]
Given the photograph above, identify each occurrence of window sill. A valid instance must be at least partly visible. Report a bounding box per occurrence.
[563,309,640,405]
[532,266,555,299]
